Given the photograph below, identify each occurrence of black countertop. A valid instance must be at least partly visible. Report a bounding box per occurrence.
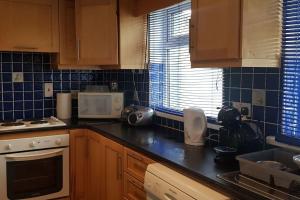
[0,119,269,200]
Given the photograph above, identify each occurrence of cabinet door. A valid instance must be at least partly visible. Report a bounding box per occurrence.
[70,129,88,200]
[0,0,59,52]
[103,137,124,200]
[86,130,105,200]
[119,0,147,69]
[76,0,118,65]
[190,0,241,64]
[58,0,77,65]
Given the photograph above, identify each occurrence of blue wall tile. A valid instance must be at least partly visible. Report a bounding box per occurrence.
[0,52,149,121]
[253,74,266,89]
[222,67,281,137]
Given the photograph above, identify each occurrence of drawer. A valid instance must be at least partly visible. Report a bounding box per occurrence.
[124,173,146,200]
[124,148,154,182]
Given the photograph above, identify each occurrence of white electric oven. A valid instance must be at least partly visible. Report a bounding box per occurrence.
[0,134,69,200]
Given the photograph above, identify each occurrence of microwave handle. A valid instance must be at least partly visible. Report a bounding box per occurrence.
[5,148,65,161]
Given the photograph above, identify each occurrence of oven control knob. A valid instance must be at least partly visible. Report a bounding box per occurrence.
[5,144,12,150]
[30,141,37,148]
[55,139,62,146]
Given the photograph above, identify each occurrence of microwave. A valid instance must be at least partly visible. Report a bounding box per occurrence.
[78,92,124,118]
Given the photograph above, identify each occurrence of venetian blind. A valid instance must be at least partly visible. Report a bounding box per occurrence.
[281,0,300,142]
[148,0,223,118]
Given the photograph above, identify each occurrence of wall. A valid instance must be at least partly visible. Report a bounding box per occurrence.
[0,52,148,121]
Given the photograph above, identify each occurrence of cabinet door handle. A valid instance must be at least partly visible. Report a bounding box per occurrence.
[117,154,122,180]
[77,39,80,62]
[86,138,89,158]
[189,19,194,53]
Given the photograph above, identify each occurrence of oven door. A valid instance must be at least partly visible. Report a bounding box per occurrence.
[0,147,69,200]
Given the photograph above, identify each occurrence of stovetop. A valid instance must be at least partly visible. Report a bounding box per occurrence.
[0,116,66,131]
[218,171,300,200]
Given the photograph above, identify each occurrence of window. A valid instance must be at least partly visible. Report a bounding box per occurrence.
[279,0,300,146]
[148,0,223,119]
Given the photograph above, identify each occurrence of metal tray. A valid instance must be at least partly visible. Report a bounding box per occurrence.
[236,148,300,189]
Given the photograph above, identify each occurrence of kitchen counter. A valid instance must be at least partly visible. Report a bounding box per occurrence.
[0,119,269,200]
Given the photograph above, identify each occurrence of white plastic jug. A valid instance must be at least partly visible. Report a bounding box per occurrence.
[183,108,207,146]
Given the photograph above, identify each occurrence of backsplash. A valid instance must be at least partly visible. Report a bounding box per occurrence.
[223,67,281,137]
[0,52,148,121]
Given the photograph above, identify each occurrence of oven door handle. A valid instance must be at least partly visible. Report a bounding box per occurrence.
[5,148,65,161]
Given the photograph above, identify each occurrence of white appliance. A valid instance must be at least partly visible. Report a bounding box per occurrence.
[183,108,207,146]
[78,92,124,119]
[144,163,230,200]
[0,117,66,132]
[0,133,69,200]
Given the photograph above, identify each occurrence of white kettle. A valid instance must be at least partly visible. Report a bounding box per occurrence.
[183,108,207,146]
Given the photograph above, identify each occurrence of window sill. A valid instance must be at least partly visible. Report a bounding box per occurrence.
[155,111,222,131]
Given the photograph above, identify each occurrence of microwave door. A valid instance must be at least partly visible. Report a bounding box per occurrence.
[79,94,112,117]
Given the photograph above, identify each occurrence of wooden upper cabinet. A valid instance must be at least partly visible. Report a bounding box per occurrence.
[119,0,147,69]
[190,0,282,68]
[58,0,77,65]
[190,0,241,66]
[0,0,59,52]
[76,0,118,66]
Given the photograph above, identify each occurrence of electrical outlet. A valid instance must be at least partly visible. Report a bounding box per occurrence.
[12,72,23,82]
[44,83,53,97]
[232,102,252,118]
[252,89,266,106]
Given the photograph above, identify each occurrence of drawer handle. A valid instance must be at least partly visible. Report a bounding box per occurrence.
[164,193,177,200]
[129,178,143,190]
[129,152,144,161]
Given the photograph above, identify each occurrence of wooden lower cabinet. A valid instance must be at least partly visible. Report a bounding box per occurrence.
[70,129,124,200]
[70,129,105,200]
[123,173,146,200]
[103,136,124,200]
[86,130,105,200]
[70,129,153,200]
[70,129,88,200]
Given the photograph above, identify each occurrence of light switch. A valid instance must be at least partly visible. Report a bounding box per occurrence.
[44,83,53,97]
